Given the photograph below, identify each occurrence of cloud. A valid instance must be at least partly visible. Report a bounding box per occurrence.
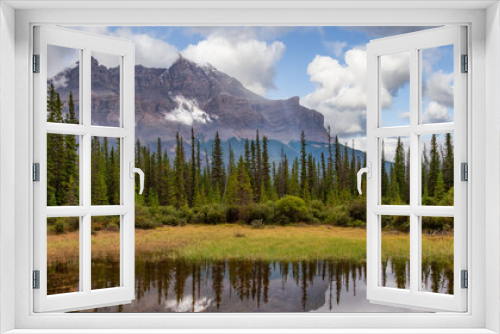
[63,26,179,70]
[111,27,179,69]
[164,95,213,126]
[381,136,410,162]
[47,44,80,78]
[182,35,285,95]
[301,48,409,138]
[186,26,297,42]
[65,26,285,96]
[164,295,212,312]
[324,41,347,57]
[422,101,452,124]
[400,112,410,121]
[423,70,453,108]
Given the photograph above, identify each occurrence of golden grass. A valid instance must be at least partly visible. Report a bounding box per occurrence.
[47,224,454,264]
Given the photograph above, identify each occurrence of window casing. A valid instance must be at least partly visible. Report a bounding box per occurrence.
[2,3,497,333]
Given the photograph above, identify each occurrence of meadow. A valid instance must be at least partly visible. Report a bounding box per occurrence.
[47,224,454,264]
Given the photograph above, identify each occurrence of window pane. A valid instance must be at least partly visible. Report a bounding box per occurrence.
[47,134,80,206]
[380,215,410,290]
[421,217,454,294]
[91,52,121,127]
[47,45,80,124]
[91,215,121,290]
[421,45,454,124]
[47,217,80,295]
[380,51,410,127]
[420,133,454,206]
[91,137,121,205]
[380,137,410,205]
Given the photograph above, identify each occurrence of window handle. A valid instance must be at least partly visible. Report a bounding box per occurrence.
[357,162,371,195]
[129,162,145,195]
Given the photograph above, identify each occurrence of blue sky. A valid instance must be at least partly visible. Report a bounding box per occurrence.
[61,25,454,157]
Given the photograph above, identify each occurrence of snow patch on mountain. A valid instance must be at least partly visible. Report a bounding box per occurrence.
[164,95,213,126]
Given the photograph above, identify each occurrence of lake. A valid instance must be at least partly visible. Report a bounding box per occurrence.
[52,257,454,313]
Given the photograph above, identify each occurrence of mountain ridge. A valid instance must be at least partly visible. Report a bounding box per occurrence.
[51,55,329,146]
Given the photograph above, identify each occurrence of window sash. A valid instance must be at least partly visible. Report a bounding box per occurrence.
[32,25,136,313]
[366,26,467,312]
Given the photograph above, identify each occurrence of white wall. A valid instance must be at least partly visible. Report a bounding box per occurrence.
[0,2,16,333]
[486,2,500,333]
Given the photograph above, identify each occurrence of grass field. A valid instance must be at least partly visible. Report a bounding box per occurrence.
[47,224,454,264]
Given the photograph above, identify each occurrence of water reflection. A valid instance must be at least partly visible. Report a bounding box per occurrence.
[66,257,452,313]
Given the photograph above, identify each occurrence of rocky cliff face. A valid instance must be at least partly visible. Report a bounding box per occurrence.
[51,56,328,145]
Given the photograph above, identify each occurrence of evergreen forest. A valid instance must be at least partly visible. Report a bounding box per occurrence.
[46,86,455,234]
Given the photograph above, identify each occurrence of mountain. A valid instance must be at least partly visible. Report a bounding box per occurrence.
[51,56,328,145]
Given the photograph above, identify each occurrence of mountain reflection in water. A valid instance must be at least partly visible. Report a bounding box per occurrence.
[71,257,452,313]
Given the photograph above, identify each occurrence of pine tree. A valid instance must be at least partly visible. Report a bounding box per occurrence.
[334,135,342,192]
[226,156,254,206]
[244,139,251,172]
[107,145,120,205]
[300,131,308,198]
[255,131,262,200]
[342,143,350,192]
[381,140,389,198]
[173,132,187,207]
[442,133,454,192]
[428,134,440,197]
[262,136,271,198]
[189,128,197,207]
[434,169,445,202]
[349,140,356,195]
[393,137,407,203]
[211,131,225,200]
[91,137,108,205]
[62,91,79,205]
[228,140,235,176]
[156,138,164,202]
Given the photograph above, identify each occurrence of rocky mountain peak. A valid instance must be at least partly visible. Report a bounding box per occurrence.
[51,56,329,145]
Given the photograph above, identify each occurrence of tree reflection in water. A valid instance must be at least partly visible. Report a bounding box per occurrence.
[57,255,454,313]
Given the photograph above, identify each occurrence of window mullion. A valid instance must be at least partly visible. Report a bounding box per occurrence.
[82,48,92,294]
[409,47,420,294]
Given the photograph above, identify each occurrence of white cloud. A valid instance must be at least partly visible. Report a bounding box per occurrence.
[47,44,80,78]
[324,41,347,57]
[112,27,179,69]
[164,95,213,126]
[301,49,409,137]
[423,70,453,108]
[181,35,285,95]
[380,136,410,162]
[399,112,410,121]
[60,26,284,96]
[63,26,179,70]
[422,101,452,124]
[164,295,212,312]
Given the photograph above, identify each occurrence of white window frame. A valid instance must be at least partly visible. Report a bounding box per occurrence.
[32,26,136,313]
[1,2,499,333]
[365,26,467,312]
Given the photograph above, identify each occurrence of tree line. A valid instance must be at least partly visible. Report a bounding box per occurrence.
[47,85,455,230]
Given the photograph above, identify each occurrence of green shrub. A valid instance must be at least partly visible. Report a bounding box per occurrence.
[275,195,309,224]
[54,219,67,234]
[240,203,272,224]
[225,205,241,223]
[206,206,226,225]
[105,223,120,232]
[193,205,226,225]
[347,199,366,222]
[325,210,352,226]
